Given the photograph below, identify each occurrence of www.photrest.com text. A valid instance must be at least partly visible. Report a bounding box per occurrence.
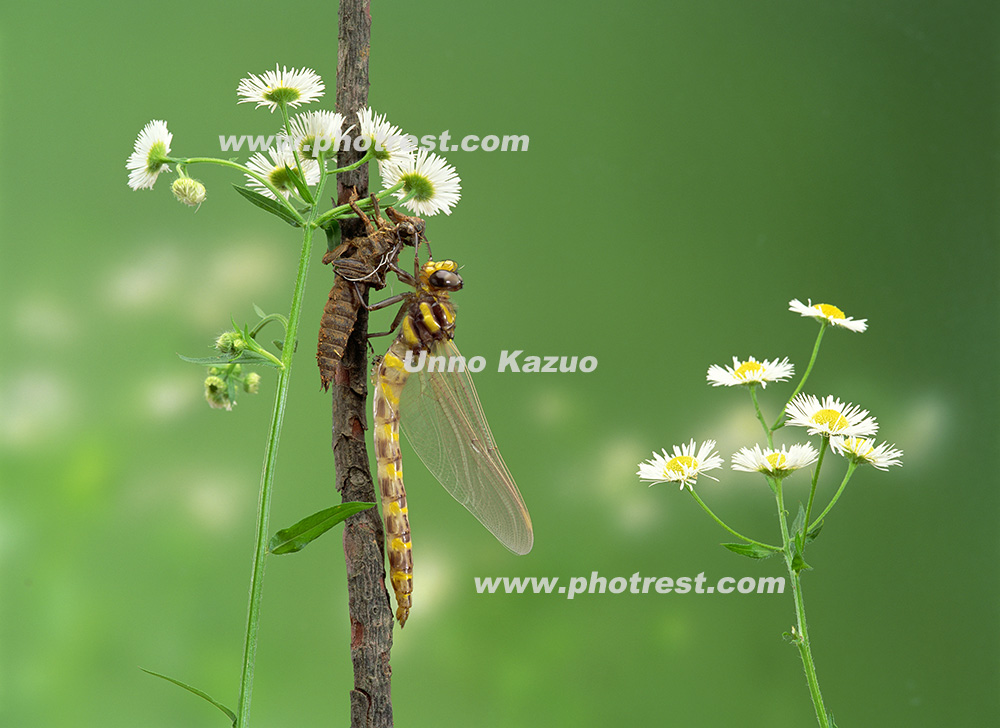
[474,571,785,599]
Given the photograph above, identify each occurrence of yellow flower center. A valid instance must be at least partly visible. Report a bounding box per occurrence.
[665,455,697,473]
[815,303,845,319]
[811,408,849,432]
[734,361,763,379]
[843,437,873,456]
[765,452,787,470]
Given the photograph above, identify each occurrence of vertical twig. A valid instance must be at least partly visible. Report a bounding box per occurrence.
[333,2,395,727]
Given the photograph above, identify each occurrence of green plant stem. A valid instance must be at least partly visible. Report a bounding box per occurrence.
[278,103,311,202]
[749,385,773,446]
[249,313,289,339]
[173,157,305,219]
[774,480,830,728]
[312,179,404,227]
[772,322,828,432]
[686,488,780,552]
[801,437,829,533]
[235,223,315,728]
[808,460,857,533]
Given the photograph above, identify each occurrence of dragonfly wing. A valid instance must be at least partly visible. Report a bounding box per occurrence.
[399,340,533,555]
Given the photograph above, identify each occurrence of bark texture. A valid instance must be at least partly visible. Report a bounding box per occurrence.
[333,2,395,726]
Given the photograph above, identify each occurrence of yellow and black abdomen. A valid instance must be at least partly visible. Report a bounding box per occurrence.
[373,262,460,626]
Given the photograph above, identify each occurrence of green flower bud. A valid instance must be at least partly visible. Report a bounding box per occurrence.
[204,375,232,411]
[243,372,261,394]
[172,177,207,206]
[215,331,246,355]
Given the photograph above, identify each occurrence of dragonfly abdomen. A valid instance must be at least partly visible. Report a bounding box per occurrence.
[374,269,459,627]
[374,345,414,626]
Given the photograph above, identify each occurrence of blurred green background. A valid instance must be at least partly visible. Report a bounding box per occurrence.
[1,0,997,726]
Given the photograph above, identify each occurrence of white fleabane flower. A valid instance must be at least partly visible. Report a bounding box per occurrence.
[237,65,324,112]
[784,394,878,438]
[245,147,319,200]
[126,120,172,190]
[789,299,867,332]
[731,443,818,476]
[637,439,724,490]
[830,437,903,470]
[284,110,349,159]
[707,356,794,389]
[382,149,462,217]
[356,107,416,172]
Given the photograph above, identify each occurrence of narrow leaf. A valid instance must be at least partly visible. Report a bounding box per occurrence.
[178,351,282,369]
[253,303,267,320]
[269,502,375,555]
[140,668,237,726]
[231,185,301,227]
[284,164,314,204]
[792,503,806,536]
[721,542,777,560]
[806,520,824,544]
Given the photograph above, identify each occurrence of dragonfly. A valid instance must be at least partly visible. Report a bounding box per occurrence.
[371,258,533,626]
[316,194,426,390]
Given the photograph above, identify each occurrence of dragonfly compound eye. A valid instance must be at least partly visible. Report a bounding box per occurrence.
[428,270,463,291]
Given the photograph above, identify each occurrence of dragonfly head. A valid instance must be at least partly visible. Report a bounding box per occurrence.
[421,260,463,293]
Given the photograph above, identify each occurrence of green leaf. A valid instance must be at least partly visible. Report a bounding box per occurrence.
[269,502,375,555]
[791,551,811,573]
[178,351,282,369]
[231,185,301,227]
[792,503,806,536]
[283,163,314,204]
[721,542,778,560]
[252,303,267,320]
[140,668,236,726]
[806,520,824,544]
[324,219,342,253]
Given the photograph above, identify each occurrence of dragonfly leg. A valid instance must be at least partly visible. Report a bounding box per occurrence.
[388,261,418,288]
[322,239,354,266]
[368,300,409,339]
[348,190,378,234]
[368,194,383,227]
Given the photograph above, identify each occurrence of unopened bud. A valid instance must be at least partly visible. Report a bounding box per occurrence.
[215,331,246,356]
[204,375,232,410]
[172,177,207,207]
[243,372,261,394]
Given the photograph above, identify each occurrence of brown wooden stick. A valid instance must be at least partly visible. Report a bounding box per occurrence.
[334,1,395,726]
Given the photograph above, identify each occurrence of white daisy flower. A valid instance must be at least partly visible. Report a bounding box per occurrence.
[731,443,818,476]
[382,149,462,216]
[637,439,724,490]
[830,437,903,470]
[356,106,416,172]
[784,394,878,438]
[126,120,172,190]
[707,356,794,389]
[237,65,324,112]
[244,147,320,200]
[284,110,349,159]
[789,299,867,332]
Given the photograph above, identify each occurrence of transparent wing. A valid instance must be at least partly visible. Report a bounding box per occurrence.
[398,340,533,554]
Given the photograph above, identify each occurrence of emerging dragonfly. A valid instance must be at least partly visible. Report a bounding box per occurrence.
[316,194,426,389]
[372,258,533,626]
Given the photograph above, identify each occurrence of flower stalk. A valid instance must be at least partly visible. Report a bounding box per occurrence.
[639,299,901,726]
